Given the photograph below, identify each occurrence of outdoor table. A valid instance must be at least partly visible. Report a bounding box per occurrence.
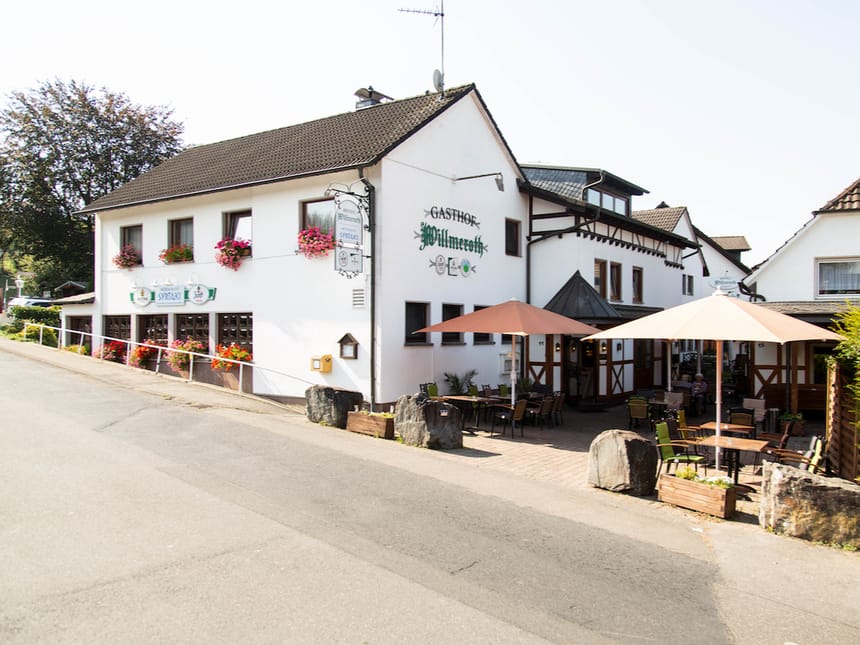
[440,395,497,433]
[697,435,769,484]
[697,421,755,437]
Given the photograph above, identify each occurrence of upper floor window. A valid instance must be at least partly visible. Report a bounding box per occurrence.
[594,259,607,298]
[169,218,193,248]
[302,198,336,235]
[441,303,464,344]
[505,218,521,256]
[632,267,643,304]
[610,262,622,301]
[817,258,860,296]
[682,274,694,296]
[224,210,252,241]
[121,225,142,254]
[586,188,628,216]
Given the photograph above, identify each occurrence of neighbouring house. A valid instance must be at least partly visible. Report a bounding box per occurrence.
[742,176,860,413]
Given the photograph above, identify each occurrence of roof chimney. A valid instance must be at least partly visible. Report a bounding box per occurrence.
[354,86,393,109]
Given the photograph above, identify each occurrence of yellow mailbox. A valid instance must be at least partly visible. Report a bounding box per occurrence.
[310,354,333,373]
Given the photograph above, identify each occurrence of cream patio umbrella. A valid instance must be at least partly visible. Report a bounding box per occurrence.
[418,298,600,405]
[584,289,843,469]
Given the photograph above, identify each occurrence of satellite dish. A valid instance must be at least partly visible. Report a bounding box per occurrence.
[433,69,444,93]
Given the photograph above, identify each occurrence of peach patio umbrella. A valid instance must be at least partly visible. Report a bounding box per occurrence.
[418,298,600,405]
[584,289,843,469]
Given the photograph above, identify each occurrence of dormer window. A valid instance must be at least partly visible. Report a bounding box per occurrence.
[586,188,628,216]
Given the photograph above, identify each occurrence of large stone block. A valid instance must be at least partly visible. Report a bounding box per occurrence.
[759,462,860,547]
[588,429,657,496]
[305,385,364,429]
[394,393,463,449]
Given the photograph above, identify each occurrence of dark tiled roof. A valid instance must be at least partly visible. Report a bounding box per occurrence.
[632,206,687,232]
[710,235,750,252]
[757,300,859,325]
[544,271,622,324]
[81,85,476,213]
[816,176,860,213]
[521,165,648,200]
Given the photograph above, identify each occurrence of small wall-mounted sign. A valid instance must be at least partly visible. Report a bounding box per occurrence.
[310,354,333,373]
[129,284,216,307]
[338,333,359,359]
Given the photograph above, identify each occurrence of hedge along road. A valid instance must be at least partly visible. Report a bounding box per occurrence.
[1,339,859,644]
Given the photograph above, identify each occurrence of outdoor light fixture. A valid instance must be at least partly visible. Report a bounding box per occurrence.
[616,342,623,352]
[455,171,505,192]
[554,341,561,353]
[14,275,24,298]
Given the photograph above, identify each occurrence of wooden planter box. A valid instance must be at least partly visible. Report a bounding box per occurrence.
[346,411,395,439]
[658,474,737,519]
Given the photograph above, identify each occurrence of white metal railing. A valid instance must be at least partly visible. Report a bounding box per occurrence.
[20,322,316,395]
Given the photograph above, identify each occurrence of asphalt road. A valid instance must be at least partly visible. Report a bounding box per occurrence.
[1,343,859,644]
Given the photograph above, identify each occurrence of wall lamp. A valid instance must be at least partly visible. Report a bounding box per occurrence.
[554,341,561,353]
[455,172,504,192]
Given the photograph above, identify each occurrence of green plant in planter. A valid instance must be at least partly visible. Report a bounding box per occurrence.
[779,411,803,423]
[675,466,733,489]
[443,369,478,394]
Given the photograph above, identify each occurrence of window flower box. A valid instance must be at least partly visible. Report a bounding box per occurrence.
[346,411,395,440]
[214,238,252,270]
[112,244,141,269]
[658,472,737,519]
[297,227,335,259]
[159,243,194,264]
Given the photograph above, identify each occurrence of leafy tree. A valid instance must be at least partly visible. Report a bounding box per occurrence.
[0,79,183,289]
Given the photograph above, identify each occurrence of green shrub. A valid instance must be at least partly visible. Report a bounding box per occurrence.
[9,305,61,327]
[18,325,59,347]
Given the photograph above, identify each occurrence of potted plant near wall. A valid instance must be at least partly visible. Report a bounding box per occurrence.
[346,409,396,439]
[165,337,206,373]
[779,411,805,436]
[112,244,141,269]
[214,238,252,270]
[129,339,164,369]
[159,243,194,264]
[211,342,253,391]
[658,467,738,519]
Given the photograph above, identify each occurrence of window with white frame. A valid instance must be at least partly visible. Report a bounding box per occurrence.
[817,258,860,296]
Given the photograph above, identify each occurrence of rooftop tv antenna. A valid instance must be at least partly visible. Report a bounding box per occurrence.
[399,1,445,94]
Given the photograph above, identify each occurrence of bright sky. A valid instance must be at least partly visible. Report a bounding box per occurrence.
[4,0,858,266]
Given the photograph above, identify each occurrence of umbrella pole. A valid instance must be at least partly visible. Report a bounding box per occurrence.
[510,338,517,406]
[667,340,672,392]
[715,339,723,471]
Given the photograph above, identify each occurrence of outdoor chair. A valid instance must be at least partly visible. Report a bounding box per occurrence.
[655,420,707,477]
[627,396,650,429]
[769,434,825,474]
[426,382,439,398]
[419,383,429,394]
[664,391,684,412]
[742,397,767,431]
[526,395,554,429]
[491,399,527,437]
[755,420,795,471]
[551,391,565,426]
[498,383,509,398]
[728,408,754,428]
[675,409,700,442]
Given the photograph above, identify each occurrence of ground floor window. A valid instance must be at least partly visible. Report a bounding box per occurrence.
[175,314,209,352]
[103,315,131,341]
[473,305,493,344]
[138,314,168,345]
[66,315,92,347]
[405,302,429,345]
[442,303,464,344]
[218,312,253,351]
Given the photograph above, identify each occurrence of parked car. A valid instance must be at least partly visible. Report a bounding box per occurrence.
[8,297,53,307]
